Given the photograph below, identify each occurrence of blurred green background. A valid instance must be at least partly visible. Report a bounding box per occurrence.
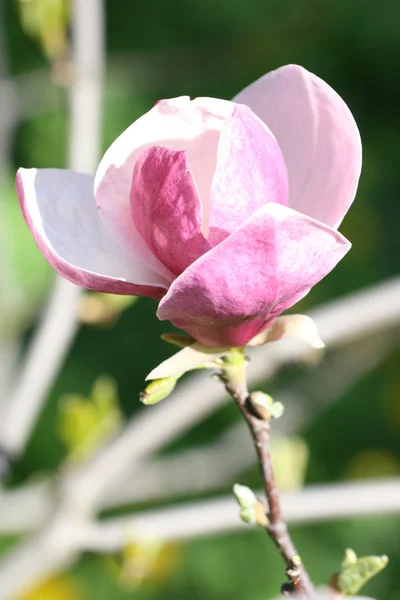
[1,0,400,599]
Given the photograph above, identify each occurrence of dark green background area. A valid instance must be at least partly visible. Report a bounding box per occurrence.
[2,0,400,598]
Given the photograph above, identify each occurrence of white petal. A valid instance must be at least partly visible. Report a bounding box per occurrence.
[146,342,230,380]
[17,168,169,297]
[248,315,325,348]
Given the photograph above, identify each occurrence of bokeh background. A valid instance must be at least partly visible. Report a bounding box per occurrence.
[1,0,400,599]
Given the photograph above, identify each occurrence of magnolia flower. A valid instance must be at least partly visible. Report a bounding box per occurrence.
[17,64,361,347]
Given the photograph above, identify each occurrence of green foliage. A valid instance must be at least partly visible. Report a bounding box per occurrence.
[337,548,388,595]
[270,436,309,492]
[0,175,52,340]
[58,377,123,463]
[17,0,70,61]
[108,540,180,590]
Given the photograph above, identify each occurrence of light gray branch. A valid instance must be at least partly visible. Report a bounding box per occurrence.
[1,476,397,599]
[0,5,105,596]
[0,0,104,460]
[0,280,81,456]
[82,478,400,550]
[2,331,394,532]
[0,516,82,599]
[0,281,398,512]
[0,479,55,534]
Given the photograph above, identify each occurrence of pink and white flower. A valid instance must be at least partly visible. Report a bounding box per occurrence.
[17,64,361,347]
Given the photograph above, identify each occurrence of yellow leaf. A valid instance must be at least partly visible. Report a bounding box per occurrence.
[17,575,80,600]
[78,293,137,326]
[270,436,309,492]
[109,539,180,589]
[17,0,71,61]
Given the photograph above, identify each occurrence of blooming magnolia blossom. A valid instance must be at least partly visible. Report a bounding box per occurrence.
[17,64,361,347]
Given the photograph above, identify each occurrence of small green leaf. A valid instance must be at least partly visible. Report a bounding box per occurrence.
[270,436,309,491]
[108,539,180,589]
[337,548,388,595]
[58,376,122,463]
[17,0,71,61]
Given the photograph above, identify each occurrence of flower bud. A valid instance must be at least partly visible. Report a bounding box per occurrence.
[140,377,178,405]
[250,392,285,420]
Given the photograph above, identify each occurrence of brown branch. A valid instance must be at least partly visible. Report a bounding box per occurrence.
[221,355,314,597]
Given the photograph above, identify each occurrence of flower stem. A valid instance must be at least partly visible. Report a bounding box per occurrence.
[221,353,314,597]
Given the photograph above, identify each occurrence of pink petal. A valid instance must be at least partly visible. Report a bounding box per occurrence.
[208,103,288,244]
[131,146,211,276]
[157,203,350,347]
[233,64,362,229]
[17,168,169,299]
[94,96,234,253]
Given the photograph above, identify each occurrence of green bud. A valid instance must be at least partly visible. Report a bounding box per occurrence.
[290,555,302,568]
[233,483,257,507]
[285,554,302,580]
[239,506,257,524]
[233,484,267,527]
[140,376,178,405]
[251,391,274,406]
[337,548,388,595]
[249,392,273,420]
[270,401,285,419]
[233,483,257,524]
[250,392,284,420]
